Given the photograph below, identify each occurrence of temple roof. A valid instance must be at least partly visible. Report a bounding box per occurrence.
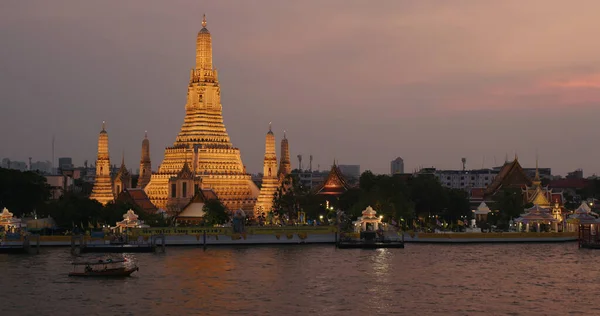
[116,188,158,214]
[177,161,194,179]
[315,162,350,196]
[178,189,220,218]
[485,157,532,196]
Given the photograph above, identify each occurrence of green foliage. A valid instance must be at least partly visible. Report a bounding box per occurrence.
[38,193,103,228]
[202,199,228,226]
[0,167,51,216]
[491,187,525,227]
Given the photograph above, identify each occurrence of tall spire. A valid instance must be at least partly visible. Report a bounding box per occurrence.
[138,131,152,189]
[195,13,213,70]
[121,151,125,166]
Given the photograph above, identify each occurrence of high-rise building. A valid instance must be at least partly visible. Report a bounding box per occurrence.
[254,124,279,217]
[144,15,259,212]
[337,165,360,179]
[391,157,404,174]
[137,131,152,189]
[90,122,114,205]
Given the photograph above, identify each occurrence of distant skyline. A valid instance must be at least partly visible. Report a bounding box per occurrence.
[1,1,600,176]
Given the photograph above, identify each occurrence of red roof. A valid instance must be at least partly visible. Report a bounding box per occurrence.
[470,188,486,199]
[116,188,158,214]
[485,158,531,196]
[315,164,350,196]
[548,179,590,190]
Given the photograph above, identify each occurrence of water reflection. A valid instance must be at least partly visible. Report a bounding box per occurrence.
[1,243,599,315]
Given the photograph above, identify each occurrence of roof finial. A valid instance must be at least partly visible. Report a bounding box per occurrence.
[102,121,106,131]
[202,14,207,28]
[283,130,286,139]
[269,121,272,132]
[144,130,148,139]
[121,150,125,166]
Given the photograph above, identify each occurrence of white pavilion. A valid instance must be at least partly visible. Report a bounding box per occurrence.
[0,208,22,232]
[353,206,383,232]
[114,209,149,233]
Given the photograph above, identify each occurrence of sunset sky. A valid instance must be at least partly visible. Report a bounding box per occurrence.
[1,0,600,176]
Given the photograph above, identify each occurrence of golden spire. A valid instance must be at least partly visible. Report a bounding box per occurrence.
[202,14,207,28]
[269,121,272,133]
[102,121,106,131]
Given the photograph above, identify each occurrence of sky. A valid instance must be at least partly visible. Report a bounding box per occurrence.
[1,0,600,176]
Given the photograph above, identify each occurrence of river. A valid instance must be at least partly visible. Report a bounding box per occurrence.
[1,243,598,315]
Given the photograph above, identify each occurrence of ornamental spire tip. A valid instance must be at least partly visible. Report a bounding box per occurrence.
[202,14,207,28]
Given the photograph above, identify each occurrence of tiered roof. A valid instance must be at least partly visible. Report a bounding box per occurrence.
[484,157,532,196]
[116,188,158,214]
[315,162,350,196]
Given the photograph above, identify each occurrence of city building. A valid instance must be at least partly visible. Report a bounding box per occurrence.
[144,15,259,212]
[58,157,74,171]
[391,157,404,175]
[337,165,360,180]
[435,169,497,190]
[567,169,584,179]
[1,158,27,171]
[90,121,115,205]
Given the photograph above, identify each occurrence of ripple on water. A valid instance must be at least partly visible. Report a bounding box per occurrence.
[1,243,598,315]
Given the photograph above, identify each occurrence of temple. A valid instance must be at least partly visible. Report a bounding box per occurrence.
[144,14,259,212]
[90,122,115,205]
[315,161,350,197]
[137,131,152,189]
[113,154,132,197]
[474,156,563,208]
[278,130,291,179]
[254,123,279,217]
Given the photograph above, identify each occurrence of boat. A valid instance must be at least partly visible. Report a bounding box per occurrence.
[68,258,139,277]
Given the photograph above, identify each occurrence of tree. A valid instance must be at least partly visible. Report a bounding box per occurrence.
[38,193,103,228]
[202,199,228,226]
[0,167,51,216]
[491,187,524,228]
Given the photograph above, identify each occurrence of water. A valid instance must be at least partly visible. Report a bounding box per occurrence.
[1,243,598,315]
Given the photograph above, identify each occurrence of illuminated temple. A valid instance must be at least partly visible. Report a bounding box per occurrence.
[254,124,279,217]
[90,122,114,205]
[144,15,259,212]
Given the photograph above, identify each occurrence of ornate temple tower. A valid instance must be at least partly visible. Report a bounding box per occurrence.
[254,123,279,217]
[113,154,132,197]
[145,15,259,212]
[90,122,115,205]
[137,131,152,189]
[278,130,291,178]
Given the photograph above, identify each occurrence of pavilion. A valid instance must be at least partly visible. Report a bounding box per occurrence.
[514,204,558,232]
[566,202,600,232]
[114,209,149,233]
[352,206,383,232]
[0,208,22,232]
